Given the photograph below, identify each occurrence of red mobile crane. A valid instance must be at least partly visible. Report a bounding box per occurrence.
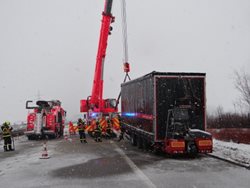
[80,0,119,118]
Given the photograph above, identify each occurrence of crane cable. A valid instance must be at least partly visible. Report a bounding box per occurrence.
[121,0,130,81]
[115,0,131,109]
[121,0,128,67]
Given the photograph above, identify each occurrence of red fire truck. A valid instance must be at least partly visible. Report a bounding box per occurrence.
[25,100,66,140]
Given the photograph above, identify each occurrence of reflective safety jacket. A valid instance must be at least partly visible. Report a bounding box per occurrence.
[107,119,112,125]
[1,125,13,138]
[77,122,86,132]
[106,125,111,131]
[95,125,102,133]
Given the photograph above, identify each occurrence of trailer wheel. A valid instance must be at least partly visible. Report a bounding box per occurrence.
[55,131,58,139]
[187,142,198,154]
[142,139,150,151]
[131,134,137,146]
[152,143,162,155]
[60,124,64,137]
[137,137,143,149]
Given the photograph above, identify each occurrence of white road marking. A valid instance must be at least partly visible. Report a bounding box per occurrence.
[111,141,157,188]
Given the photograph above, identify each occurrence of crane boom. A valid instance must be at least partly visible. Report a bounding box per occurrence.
[91,0,114,109]
[81,0,117,116]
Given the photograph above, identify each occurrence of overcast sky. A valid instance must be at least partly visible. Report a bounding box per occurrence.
[0,0,250,123]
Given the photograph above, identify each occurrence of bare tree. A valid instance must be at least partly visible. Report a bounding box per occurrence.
[216,105,224,118]
[234,69,250,113]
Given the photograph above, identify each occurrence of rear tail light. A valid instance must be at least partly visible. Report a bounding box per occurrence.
[170,141,185,148]
[198,140,212,147]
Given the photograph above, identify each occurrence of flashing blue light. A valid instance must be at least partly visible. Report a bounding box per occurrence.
[91,113,97,117]
[123,112,136,117]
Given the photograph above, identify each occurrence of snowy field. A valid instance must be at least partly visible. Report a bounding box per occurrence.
[211,139,250,168]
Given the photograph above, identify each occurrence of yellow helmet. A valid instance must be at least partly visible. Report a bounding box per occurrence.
[4,121,10,126]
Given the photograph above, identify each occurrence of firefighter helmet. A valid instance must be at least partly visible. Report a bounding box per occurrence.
[96,120,100,125]
[3,121,10,126]
[82,119,86,124]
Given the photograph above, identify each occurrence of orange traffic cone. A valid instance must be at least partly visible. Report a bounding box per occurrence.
[40,141,50,159]
[64,134,68,141]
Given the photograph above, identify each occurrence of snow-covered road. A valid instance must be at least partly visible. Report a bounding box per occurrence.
[1,136,250,188]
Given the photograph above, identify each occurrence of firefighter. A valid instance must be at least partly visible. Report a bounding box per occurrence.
[117,114,122,125]
[94,120,102,142]
[106,118,113,139]
[118,123,126,142]
[1,121,14,151]
[77,118,87,143]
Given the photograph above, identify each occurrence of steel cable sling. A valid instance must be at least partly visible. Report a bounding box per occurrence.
[116,0,131,109]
